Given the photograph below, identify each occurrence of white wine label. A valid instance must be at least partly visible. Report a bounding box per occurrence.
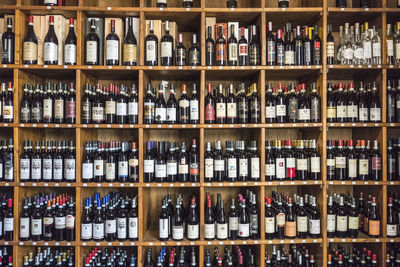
[128,217,138,238]
[204,223,215,239]
[216,223,228,239]
[106,219,117,234]
[44,42,58,62]
[146,40,157,61]
[81,223,93,239]
[106,40,119,61]
[86,41,98,63]
[161,42,172,58]
[64,44,76,64]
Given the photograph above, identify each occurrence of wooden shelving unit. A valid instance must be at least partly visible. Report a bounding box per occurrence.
[1,0,400,266]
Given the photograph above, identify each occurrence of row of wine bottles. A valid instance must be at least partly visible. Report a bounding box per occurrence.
[19,193,75,241]
[144,247,197,267]
[22,247,74,267]
[20,140,76,182]
[264,192,320,239]
[0,195,14,241]
[82,141,139,183]
[80,192,138,242]
[327,139,382,181]
[386,243,400,267]
[0,248,11,267]
[205,246,256,267]
[0,139,14,182]
[265,245,316,267]
[388,137,400,181]
[386,79,400,123]
[327,193,380,238]
[328,245,379,267]
[0,83,14,123]
[20,83,76,124]
[84,247,136,267]
[327,82,381,123]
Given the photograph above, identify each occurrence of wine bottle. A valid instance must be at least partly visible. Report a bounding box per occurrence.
[23,16,38,64]
[145,20,158,66]
[161,20,173,66]
[1,17,14,64]
[64,18,77,65]
[105,20,120,66]
[86,19,100,65]
[44,16,58,65]
[123,17,137,66]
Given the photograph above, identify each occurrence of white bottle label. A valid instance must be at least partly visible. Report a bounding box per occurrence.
[146,40,157,61]
[106,163,116,181]
[297,216,308,232]
[276,105,286,116]
[336,215,348,232]
[359,107,369,121]
[349,216,358,230]
[296,158,308,171]
[229,217,239,231]
[32,218,42,235]
[82,163,94,179]
[167,108,176,122]
[4,217,13,231]
[155,164,167,178]
[239,158,248,177]
[310,157,320,173]
[204,223,215,239]
[106,40,119,61]
[214,159,225,171]
[128,102,138,116]
[387,40,394,56]
[275,158,285,179]
[265,106,276,118]
[216,223,228,239]
[93,223,104,239]
[363,41,372,59]
[144,160,154,173]
[64,158,76,180]
[336,105,347,118]
[238,223,249,237]
[155,108,166,121]
[190,99,199,120]
[117,218,127,239]
[167,162,177,176]
[53,159,63,180]
[347,105,358,118]
[94,160,104,176]
[43,159,52,180]
[265,216,275,233]
[55,216,66,229]
[20,217,30,238]
[20,159,30,180]
[216,103,226,118]
[64,44,76,64]
[205,158,213,178]
[251,158,260,178]
[396,43,400,60]
[31,158,41,180]
[327,42,335,57]
[227,158,237,178]
[159,218,169,238]
[172,225,184,240]
[44,42,58,62]
[117,103,127,116]
[161,42,172,58]
[387,224,398,237]
[118,161,128,177]
[86,41,98,63]
[298,108,310,120]
[370,107,381,121]
[229,43,238,61]
[106,219,117,234]
[348,159,357,178]
[81,223,93,239]
[372,42,381,57]
[187,224,199,239]
[309,219,320,234]
[128,217,138,238]
[359,159,369,175]
[327,214,336,232]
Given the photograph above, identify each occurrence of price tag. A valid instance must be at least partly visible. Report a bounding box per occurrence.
[190,242,194,245]
[165,66,169,69]
[349,64,354,68]
[33,183,37,186]
[340,7,344,10]
[254,240,258,244]
[352,181,356,184]
[341,181,345,184]
[2,64,7,68]
[186,7,190,11]
[192,66,196,69]
[161,242,165,245]
[24,64,29,68]
[119,242,123,245]
[291,181,295,185]
[219,241,223,245]
[130,183,134,187]
[119,124,123,128]
[230,241,235,245]
[21,183,25,186]
[131,242,135,245]
[389,65,394,68]
[83,242,87,246]
[365,7,369,11]
[242,241,247,244]
[64,65,68,69]
[241,66,244,69]
[268,240,272,243]
[19,242,23,245]
[192,124,196,128]
[230,7,235,11]
[207,183,211,186]
[95,124,99,128]
[120,184,124,187]
[47,5,51,9]
[368,65,372,68]
[280,240,284,243]
[303,181,307,184]
[341,239,346,242]
[207,242,211,245]
[130,125,134,128]
[313,239,317,243]
[282,7,286,11]
[146,183,150,187]
[127,66,131,69]
[170,183,174,187]
[148,66,152,69]
[208,66,211,69]
[109,183,113,187]
[158,183,162,187]
[149,242,153,245]
[55,242,59,246]
[290,240,294,243]
[55,183,59,187]
[231,66,235,69]
[5,183,8,186]
[159,7,163,10]
[218,183,222,186]
[108,242,112,246]
[375,239,379,242]
[302,239,306,243]
[181,183,185,187]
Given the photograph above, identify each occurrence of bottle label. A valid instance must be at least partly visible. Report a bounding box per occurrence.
[105,101,116,115]
[336,105,347,118]
[276,104,286,116]
[20,218,30,238]
[106,219,117,234]
[387,40,394,56]
[359,159,369,175]
[44,42,58,62]
[128,102,138,116]
[20,158,30,180]
[86,41,98,63]
[67,101,76,118]
[167,161,177,176]
[327,214,336,232]
[297,216,308,232]
[146,40,156,61]
[298,108,310,120]
[124,44,137,63]
[327,107,336,119]
[229,216,239,231]
[265,163,275,176]
[64,158,76,180]
[363,42,372,59]
[229,43,238,61]
[20,107,30,121]
[155,164,167,178]
[276,212,285,227]
[188,50,200,65]
[178,163,188,174]
[310,157,320,173]
[144,159,154,173]
[92,107,104,122]
[155,107,166,122]
[94,160,104,176]
[53,159,63,180]
[128,217,138,238]
[296,158,308,171]
[275,158,285,179]
[106,39,119,61]
[343,48,354,60]
[372,42,381,57]
[216,44,226,62]
[190,99,199,121]
[226,103,236,118]
[204,223,215,239]
[354,47,364,60]
[238,223,249,237]
[3,217,13,232]
[284,50,294,65]
[214,159,225,171]
[205,158,213,178]
[349,216,358,230]
[44,217,53,227]
[32,218,42,235]
[370,107,381,121]
[161,42,172,58]
[82,102,91,120]
[368,220,380,236]
[239,43,247,56]
[265,106,276,119]
[327,42,335,57]
[176,48,186,65]
[159,218,169,238]
[205,103,215,121]
[387,224,398,237]
[23,42,38,61]
[239,158,248,177]
[396,43,400,60]
[251,157,259,179]
[304,42,311,64]
[81,223,93,239]
[348,159,357,178]
[43,99,53,119]
[267,41,276,64]
[285,221,296,237]
[265,216,275,233]
[216,103,226,119]
[337,215,347,232]
[371,156,381,170]
[335,156,346,169]
[93,223,104,239]
[216,223,228,239]
[313,42,321,61]
[187,224,199,239]
[286,157,296,178]
[66,214,75,229]
[117,103,127,116]
[227,158,237,178]
[31,158,41,180]
[347,105,358,118]
[118,161,128,177]
[309,219,320,234]
[359,107,369,121]
[105,163,116,180]
[277,44,284,64]
[64,44,77,64]
[172,225,184,240]
[117,218,127,239]
[55,216,66,229]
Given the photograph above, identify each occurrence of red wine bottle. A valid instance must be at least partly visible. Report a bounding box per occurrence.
[44,16,59,65]
[1,18,14,64]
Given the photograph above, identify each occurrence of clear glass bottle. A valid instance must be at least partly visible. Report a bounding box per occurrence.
[353,23,364,65]
[372,25,381,65]
[363,22,373,65]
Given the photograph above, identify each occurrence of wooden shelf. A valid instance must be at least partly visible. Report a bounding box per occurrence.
[2,1,397,267]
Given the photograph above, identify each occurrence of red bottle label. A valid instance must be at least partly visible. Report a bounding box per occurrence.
[205,104,215,121]
[371,157,381,170]
[67,101,76,118]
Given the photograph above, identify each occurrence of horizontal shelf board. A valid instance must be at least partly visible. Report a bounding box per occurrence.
[328,237,385,243]
[19,182,78,187]
[19,123,76,128]
[327,122,386,128]
[264,7,323,12]
[81,241,138,246]
[328,64,383,70]
[327,181,385,186]
[0,182,16,187]
[82,182,140,188]
[17,241,76,246]
[328,7,385,12]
